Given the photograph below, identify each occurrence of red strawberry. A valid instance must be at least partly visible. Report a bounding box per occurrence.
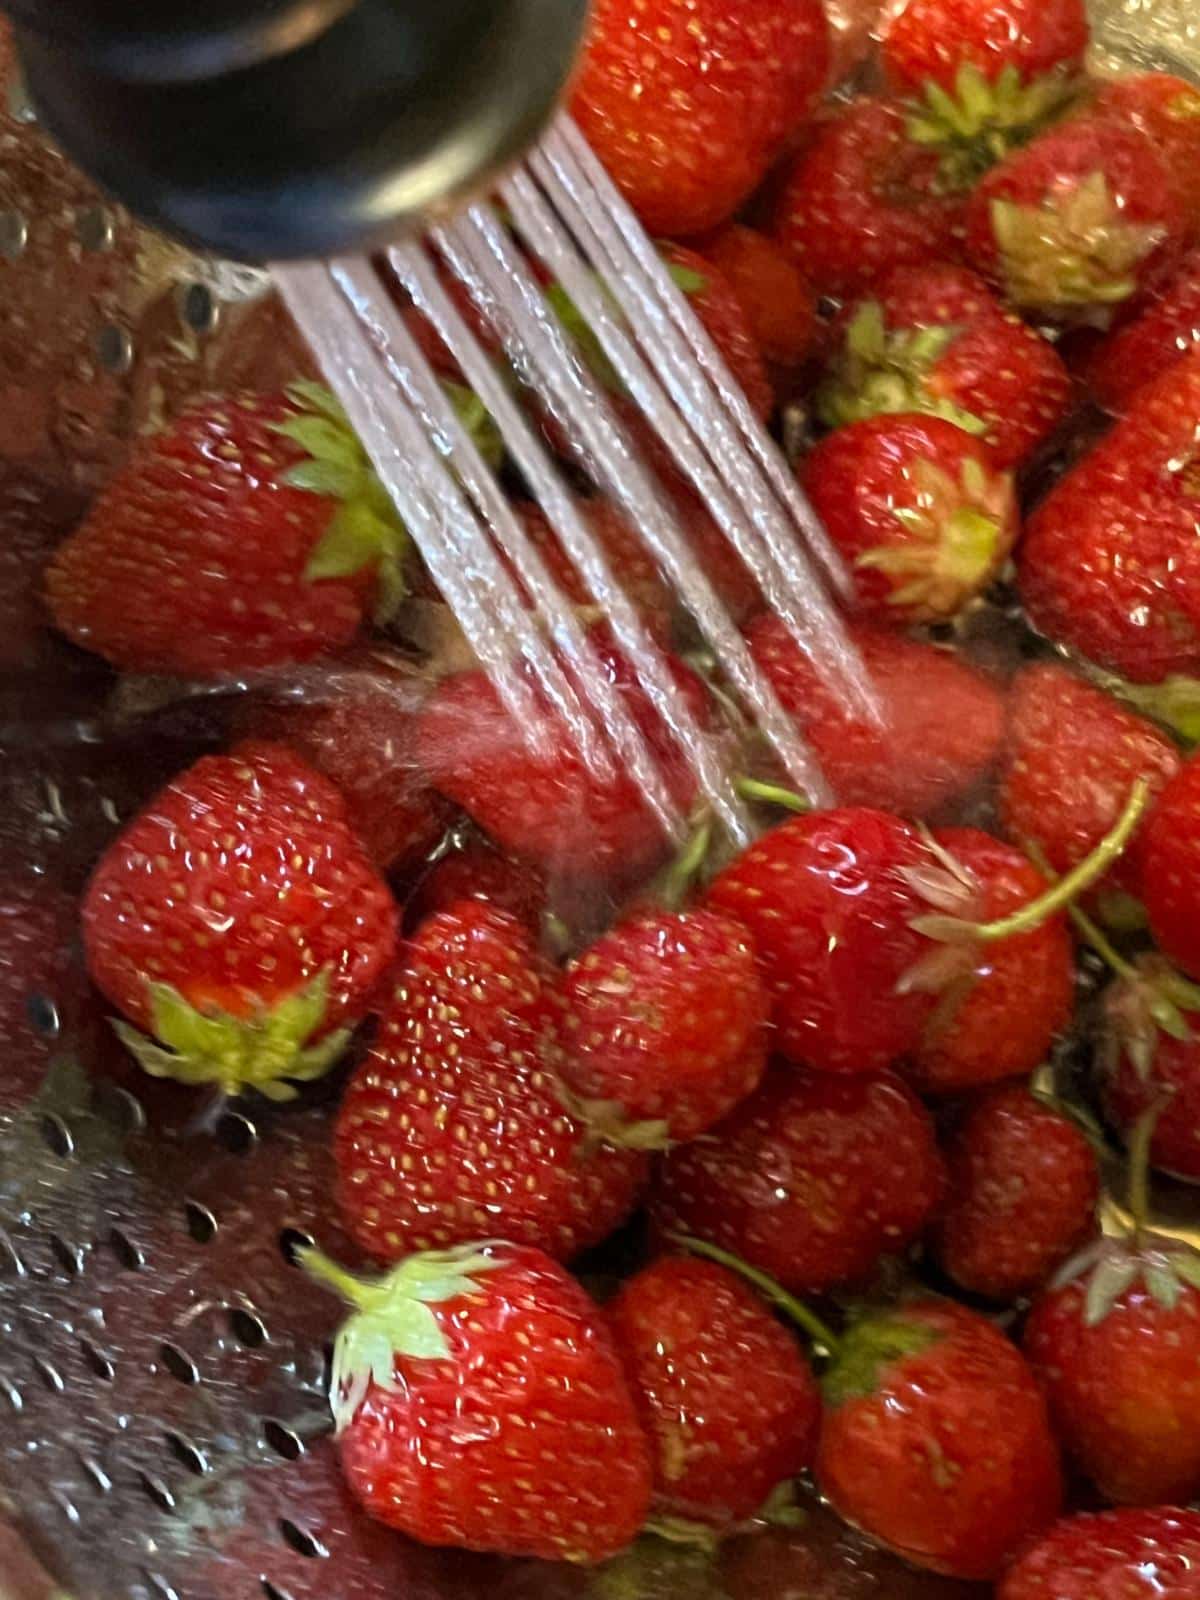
[965,113,1186,321]
[570,0,831,237]
[1000,662,1181,899]
[658,244,773,422]
[819,264,1072,468]
[999,1506,1200,1600]
[304,1242,652,1561]
[707,808,937,1074]
[335,902,647,1262]
[1095,73,1200,237]
[1101,959,1200,1183]
[233,650,451,874]
[82,743,397,1099]
[415,629,710,883]
[651,1068,944,1294]
[906,827,1075,1093]
[817,1300,1062,1579]
[1025,1228,1200,1504]
[511,499,675,639]
[747,615,1006,818]
[802,414,1018,624]
[1018,356,1200,683]
[606,1255,820,1529]
[773,100,964,300]
[882,0,1088,99]
[932,1083,1099,1298]
[689,224,818,377]
[0,869,79,1111]
[408,835,547,934]
[44,385,411,679]
[559,909,769,1145]
[1142,756,1200,981]
[1086,248,1200,413]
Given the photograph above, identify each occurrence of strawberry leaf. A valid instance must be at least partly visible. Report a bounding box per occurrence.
[273,414,363,469]
[667,261,709,296]
[822,1314,940,1407]
[306,502,397,581]
[1084,1255,1138,1325]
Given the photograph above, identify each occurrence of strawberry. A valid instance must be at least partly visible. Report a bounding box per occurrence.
[1141,755,1200,979]
[906,827,1075,1093]
[932,1083,1099,1298]
[0,869,79,1111]
[1018,356,1200,683]
[747,615,1006,818]
[651,1068,944,1294]
[570,0,831,237]
[408,835,547,934]
[999,1506,1200,1600]
[817,1300,1063,1579]
[818,264,1072,468]
[1000,662,1181,899]
[802,414,1018,624]
[689,224,818,377]
[334,902,647,1262]
[511,499,675,639]
[233,649,452,874]
[1095,73,1200,237]
[658,244,773,422]
[303,1242,652,1561]
[1101,958,1200,1182]
[1085,248,1200,413]
[606,1255,820,1529]
[44,384,412,679]
[707,808,937,1074]
[415,628,710,883]
[772,100,965,299]
[559,909,769,1145]
[964,113,1187,321]
[82,743,397,1099]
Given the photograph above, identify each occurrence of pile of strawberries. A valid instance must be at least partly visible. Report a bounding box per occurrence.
[12,0,1200,1593]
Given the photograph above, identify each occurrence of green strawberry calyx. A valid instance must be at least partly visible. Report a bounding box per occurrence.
[1083,664,1200,746]
[274,379,501,624]
[113,970,352,1101]
[301,1243,501,1431]
[821,1313,941,1408]
[817,301,988,438]
[546,260,708,399]
[1102,952,1200,1081]
[908,62,1084,191]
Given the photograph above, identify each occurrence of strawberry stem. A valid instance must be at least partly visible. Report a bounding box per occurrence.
[734,777,811,815]
[671,1234,840,1357]
[1126,1102,1165,1240]
[298,1246,372,1310]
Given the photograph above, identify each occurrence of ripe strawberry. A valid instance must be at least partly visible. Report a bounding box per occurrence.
[819,264,1072,468]
[416,629,709,883]
[606,1256,820,1529]
[965,113,1186,320]
[0,869,79,1111]
[802,414,1018,624]
[570,0,831,237]
[1085,248,1200,413]
[233,650,451,874]
[512,499,675,639]
[1000,662,1181,898]
[559,909,769,1145]
[689,224,818,376]
[932,1083,1099,1298]
[1018,356,1200,683]
[82,743,397,1099]
[304,1242,652,1561]
[1140,758,1200,987]
[651,1068,944,1294]
[408,835,547,934]
[335,902,646,1262]
[817,1300,1063,1579]
[905,827,1075,1093]
[999,1506,1200,1600]
[1025,1229,1200,1504]
[882,0,1088,99]
[1101,958,1200,1182]
[773,100,964,299]
[658,244,774,422]
[747,615,1006,818]
[1095,73,1200,237]
[44,384,411,679]
[707,808,937,1074]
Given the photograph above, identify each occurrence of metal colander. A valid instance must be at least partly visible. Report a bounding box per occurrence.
[2,3,1200,1596]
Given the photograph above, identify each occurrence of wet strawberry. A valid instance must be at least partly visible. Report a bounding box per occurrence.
[772,100,964,299]
[818,1300,1062,1579]
[559,909,769,1145]
[1095,73,1200,237]
[607,1256,820,1529]
[1142,754,1200,981]
[651,1068,944,1294]
[933,1083,1099,1298]
[571,0,831,237]
[748,615,1006,818]
[82,743,398,1099]
[803,414,1018,624]
[999,1506,1200,1600]
[690,224,818,377]
[408,835,547,934]
[1102,959,1200,1183]
[511,500,675,639]
[304,1242,652,1561]
[335,902,646,1262]
[819,264,1072,468]
[1086,247,1200,413]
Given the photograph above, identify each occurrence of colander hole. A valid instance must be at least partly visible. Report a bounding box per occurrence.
[165,1432,207,1476]
[96,324,134,375]
[138,1473,176,1514]
[279,1227,314,1267]
[39,1113,73,1159]
[0,1375,23,1410]
[79,1338,115,1382]
[94,1083,147,1134]
[0,209,27,261]
[263,1420,304,1461]
[25,992,60,1037]
[75,205,114,251]
[184,1201,218,1244]
[49,1233,84,1277]
[159,1343,198,1385]
[278,1519,328,1560]
[216,1111,257,1154]
[230,1308,268,1349]
[33,1357,64,1394]
[0,1232,24,1277]
[109,1227,145,1271]
[180,282,219,334]
[81,1455,113,1494]
[262,1583,295,1600]
[141,1569,181,1600]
